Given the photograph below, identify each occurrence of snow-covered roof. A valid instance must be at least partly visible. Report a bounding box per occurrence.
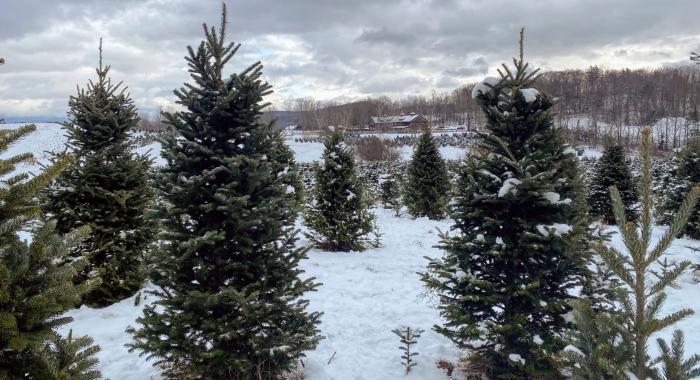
[370,113,424,124]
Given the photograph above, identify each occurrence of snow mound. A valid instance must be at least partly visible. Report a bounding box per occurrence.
[536,223,573,236]
[508,353,525,365]
[471,76,501,99]
[541,192,572,205]
[498,178,521,197]
[519,88,539,102]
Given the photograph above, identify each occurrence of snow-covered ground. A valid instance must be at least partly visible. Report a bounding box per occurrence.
[2,122,699,379]
[0,123,165,167]
[60,210,460,380]
[56,214,700,380]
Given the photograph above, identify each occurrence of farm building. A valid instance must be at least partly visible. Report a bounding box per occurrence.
[369,112,428,131]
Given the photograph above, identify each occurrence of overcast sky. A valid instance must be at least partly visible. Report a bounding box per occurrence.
[1,0,699,117]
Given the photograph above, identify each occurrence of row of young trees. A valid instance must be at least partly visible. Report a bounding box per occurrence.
[297,38,700,378]
[2,13,700,380]
[301,126,452,252]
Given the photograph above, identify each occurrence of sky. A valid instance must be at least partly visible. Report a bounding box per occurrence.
[1,0,699,117]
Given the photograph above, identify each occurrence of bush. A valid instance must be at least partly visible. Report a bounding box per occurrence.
[354,136,400,161]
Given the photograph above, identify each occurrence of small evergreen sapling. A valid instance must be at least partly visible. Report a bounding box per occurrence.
[564,299,633,380]
[404,129,451,220]
[651,330,700,380]
[596,127,700,379]
[565,253,633,379]
[380,165,403,216]
[588,137,637,224]
[392,326,424,374]
[39,330,102,380]
[305,130,379,251]
[0,125,99,378]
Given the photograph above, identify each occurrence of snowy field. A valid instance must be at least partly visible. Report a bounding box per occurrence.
[59,210,460,380]
[2,122,700,379]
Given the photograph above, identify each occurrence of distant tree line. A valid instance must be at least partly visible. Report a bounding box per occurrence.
[280,65,700,148]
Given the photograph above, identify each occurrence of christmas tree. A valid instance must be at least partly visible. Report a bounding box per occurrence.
[596,127,699,379]
[128,6,321,378]
[656,137,700,238]
[564,243,633,379]
[269,130,305,211]
[652,330,700,380]
[38,330,102,380]
[404,129,450,219]
[0,125,100,379]
[588,137,637,224]
[46,40,156,307]
[564,298,633,379]
[380,164,403,216]
[305,130,378,251]
[421,30,590,378]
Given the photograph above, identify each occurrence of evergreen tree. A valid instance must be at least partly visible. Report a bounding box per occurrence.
[305,130,378,251]
[38,330,102,380]
[565,248,633,379]
[46,41,156,307]
[652,330,700,380]
[128,6,321,378]
[564,299,633,380]
[404,129,450,219]
[270,131,305,211]
[380,165,402,216]
[421,31,590,379]
[656,137,700,238]
[0,125,99,379]
[391,326,424,374]
[588,137,637,224]
[597,127,700,379]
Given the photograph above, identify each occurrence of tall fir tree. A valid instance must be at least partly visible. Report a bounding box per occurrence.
[46,41,156,307]
[128,6,321,378]
[656,137,700,238]
[588,137,637,224]
[421,31,591,379]
[596,127,700,379]
[0,125,101,379]
[404,129,451,220]
[304,130,378,251]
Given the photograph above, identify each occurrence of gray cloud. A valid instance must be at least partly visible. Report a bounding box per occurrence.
[356,27,417,46]
[444,57,490,77]
[1,0,699,116]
